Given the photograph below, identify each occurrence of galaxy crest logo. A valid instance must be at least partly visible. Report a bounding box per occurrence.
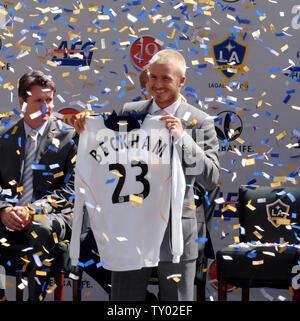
[211,34,248,81]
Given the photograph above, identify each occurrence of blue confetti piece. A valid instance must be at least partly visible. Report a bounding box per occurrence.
[48,145,58,152]
[106,178,116,184]
[18,137,22,147]
[84,259,95,267]
[195,237,208,243]
[287,193,296,203]
[247,179,256,185]
[293,129,300,137]
[96,261,106,268]
[269,67,280,72]
[118,91,126,99]
[283,94,291,104]
[64,173,71,183]
[32,162,46,170]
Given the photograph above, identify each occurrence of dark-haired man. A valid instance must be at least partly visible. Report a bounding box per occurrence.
[0,70,77,301]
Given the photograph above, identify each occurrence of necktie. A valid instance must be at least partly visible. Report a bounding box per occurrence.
[19,129,38,206]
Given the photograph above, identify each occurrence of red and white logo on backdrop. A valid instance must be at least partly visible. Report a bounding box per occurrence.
[57,108,79,127]
[130,36,162,70]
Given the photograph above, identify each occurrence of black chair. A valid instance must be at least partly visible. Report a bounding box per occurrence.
[0,241,81,301]
[217,185,300,301]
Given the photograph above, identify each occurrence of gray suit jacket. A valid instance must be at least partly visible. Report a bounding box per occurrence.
[0,118,77,228]
[121,99,220,261]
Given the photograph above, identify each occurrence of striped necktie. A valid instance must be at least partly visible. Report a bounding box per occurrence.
[19,129,39,206]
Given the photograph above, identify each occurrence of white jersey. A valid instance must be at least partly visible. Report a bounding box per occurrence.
[70,113,185,271]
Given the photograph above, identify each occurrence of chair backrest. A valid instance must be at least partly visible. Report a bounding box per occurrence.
[238,185,300,244]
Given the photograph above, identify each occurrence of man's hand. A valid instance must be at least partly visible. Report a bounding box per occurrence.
[0,206,32,231]
[160,115,184,141]
[74,112,90,135]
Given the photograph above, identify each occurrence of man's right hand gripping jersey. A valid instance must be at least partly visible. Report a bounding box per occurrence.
[70,112,185,271]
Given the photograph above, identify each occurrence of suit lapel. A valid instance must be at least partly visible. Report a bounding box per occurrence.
[174,101,192,129]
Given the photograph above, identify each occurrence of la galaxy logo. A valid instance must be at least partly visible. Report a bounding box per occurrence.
[266,199,290,228]
[211,34,248,81]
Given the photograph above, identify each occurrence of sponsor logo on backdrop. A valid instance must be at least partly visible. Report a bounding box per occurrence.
[266,199,290,228]
[291,5,300,30]
[215,111,253,153]
[284,66,300,82]
[52,40,95,66]
[0,4,7,29]
[57,108,79,126]
[130,36,162,70]
[211,34,248,81]
[208,80,248,90]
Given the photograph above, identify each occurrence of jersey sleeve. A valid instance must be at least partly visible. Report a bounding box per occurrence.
[70,129,88,266]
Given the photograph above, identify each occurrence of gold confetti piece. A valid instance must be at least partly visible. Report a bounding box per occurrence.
[17,186,23,193]
[160,213,168,224]
[62,72,70,78]
[190,119,198,126]
[1,242,10,247]
[111,171,123,177]
[53,171,64,179]
[53,232,58,244]
[252,260,264,265]
[170,28,176,39]
[33,214,47,220]
[233,224,241,230]
[189,204,197,210]
[130,194,143,207]
[246,200,256,211]
[281,44,288,52]
[42,260,52,267]
[276,218,291,226]
[5,281,13,288]
[263,251,275,256]
[42,245,49,254]
[65,79,75,87]
[15,43,31,52]
[270,181,281,188]
[46,283,57,294]
[36,271,47,276]
[0,8,8,16]
[119,26,129,33]
[253,230,263,239]
[31,231,38,239]
[85,291,92,296]
[235,137,245,144]
[71,154,77,164]
[232,288,240,296]
[102,233,109,242]
[270,23,276,33]
[172,277,181,283]
[276,131,287,140]
[21,257,30,263]
[234,236,240,243]
[70,17,78,23]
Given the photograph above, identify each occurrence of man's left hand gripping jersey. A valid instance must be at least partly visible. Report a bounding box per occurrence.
[70,113,185,271]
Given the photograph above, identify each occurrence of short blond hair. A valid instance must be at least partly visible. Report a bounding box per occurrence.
[149,49,186,77]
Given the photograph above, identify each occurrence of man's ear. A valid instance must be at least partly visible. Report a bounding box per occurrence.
[19,96,24,109]
[179,75,186,88]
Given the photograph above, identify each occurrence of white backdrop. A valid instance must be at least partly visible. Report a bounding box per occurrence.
[0,0,299,301]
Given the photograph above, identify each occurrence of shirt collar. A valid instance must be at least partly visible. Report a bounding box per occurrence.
[24,120,49,137]
[150,97,182,116]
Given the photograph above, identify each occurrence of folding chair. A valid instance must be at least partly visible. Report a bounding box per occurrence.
[216,185,300,301]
